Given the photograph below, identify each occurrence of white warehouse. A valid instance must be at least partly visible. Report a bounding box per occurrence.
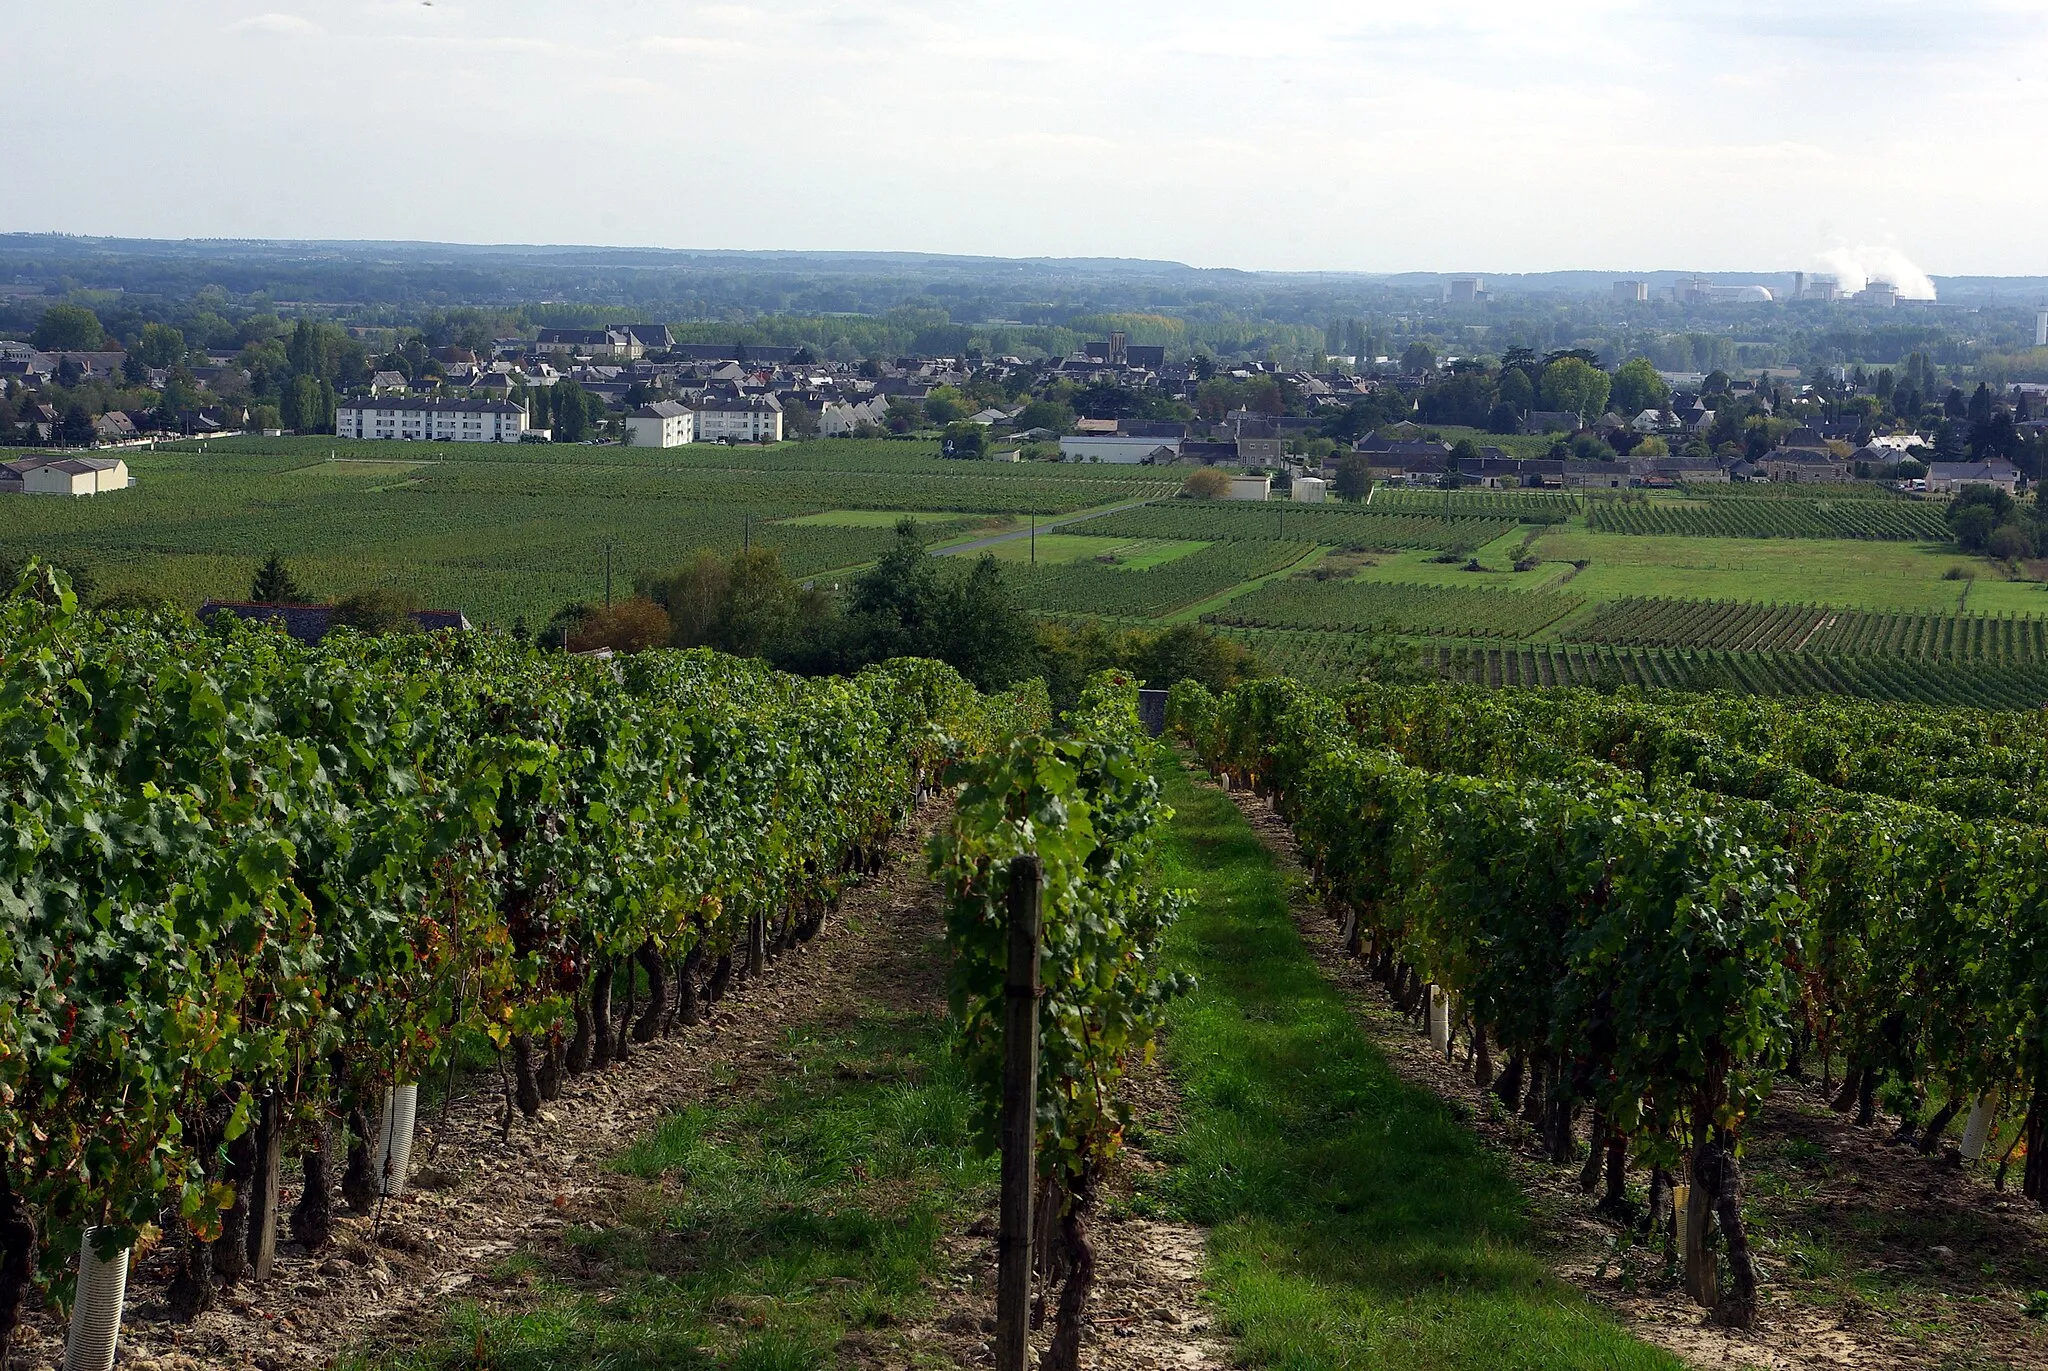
[335,397,529,442]
[625,401,695,448]
[0,455,130,496]
[1057,435,1179,464]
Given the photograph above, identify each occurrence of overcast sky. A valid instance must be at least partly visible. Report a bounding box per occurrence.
[7,1,2046,277]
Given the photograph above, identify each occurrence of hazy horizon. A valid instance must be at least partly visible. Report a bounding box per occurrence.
[7,3,2047,281]
[12,234,2048,294]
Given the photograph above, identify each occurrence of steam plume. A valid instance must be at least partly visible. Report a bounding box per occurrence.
[1816,243,1937,300]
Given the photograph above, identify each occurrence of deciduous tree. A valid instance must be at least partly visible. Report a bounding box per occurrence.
[940,421,987,459]
[566,598,671,653]
[331,587,418,636]
[58,403,96,447]
[1609,357,1669,416]
[32,304,104,351]
[1539,357,1612,423]
[135,323,188,368]
[1400,340,1438,374]
[1333,453,1372,502]
[923,386,968,425]
[1495,366,1534,414]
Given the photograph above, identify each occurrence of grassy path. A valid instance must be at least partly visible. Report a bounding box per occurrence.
[1147,759,1681,1370]
[338,817,995,1371]
[355,1008,985,1371]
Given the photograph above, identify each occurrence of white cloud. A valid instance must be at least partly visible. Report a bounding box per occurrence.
[639,35,748,56]
[5,1,2045,273]
[226,12,319,35]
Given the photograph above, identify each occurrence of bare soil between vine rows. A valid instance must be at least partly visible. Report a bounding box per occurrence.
[1218,778,2048,1371]
[902,1051,1232,1371]
[13,795,1226,1371]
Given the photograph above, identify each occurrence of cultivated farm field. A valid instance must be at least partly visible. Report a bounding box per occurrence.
[0,438,1166,623]
[9,435,2048,709]
[1208,576,1584,639]
[1587,490,1951,540]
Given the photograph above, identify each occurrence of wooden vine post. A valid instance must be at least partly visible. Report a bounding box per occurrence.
[247,1093,286,1281]
[995,854,1044,1371]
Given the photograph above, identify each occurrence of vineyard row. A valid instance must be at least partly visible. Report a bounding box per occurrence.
[0,569,1029,1360]
[1571,596,2048,663]
[1066,502,1519,549]
[1587,495,1950,541]
[1011,539,1315,618]
[1207,577,1582,639]
[1170,678,2048,1326]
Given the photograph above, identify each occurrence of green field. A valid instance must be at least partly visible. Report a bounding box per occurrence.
[281,457,427,480]
[0,442,1169,624]
[1068,501,1520,549]
[778,507,988,528]
[8,434,2045,708]
[1209,577,1583,639]
[1013,540,1317,619]
[976,533,1210,567]
[1587,491,1951,540]
[1535,529,2041,613]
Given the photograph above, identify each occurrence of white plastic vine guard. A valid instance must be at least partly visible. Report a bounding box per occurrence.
[63,1229,129,1371]
[1960,1090,1999,1162]
[375,1082,420,1197]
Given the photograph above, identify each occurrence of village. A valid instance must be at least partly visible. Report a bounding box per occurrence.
[6,310,2043,504]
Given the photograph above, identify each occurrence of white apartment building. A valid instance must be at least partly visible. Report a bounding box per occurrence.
[694,394,783,443]
[335,397,529,442]
[625,400,695,448]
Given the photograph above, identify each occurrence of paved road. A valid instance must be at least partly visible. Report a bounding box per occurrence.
[936,499,1154,556]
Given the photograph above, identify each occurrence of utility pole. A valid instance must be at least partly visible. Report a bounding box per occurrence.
[1030,513,1036,566]
[995,855,1043,1371]
[744,513,751,553]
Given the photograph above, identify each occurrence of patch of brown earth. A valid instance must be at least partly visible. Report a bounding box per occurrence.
[908,1050,1230,1371]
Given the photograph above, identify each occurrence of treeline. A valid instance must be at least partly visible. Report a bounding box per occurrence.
[0,305,378,440]
[546,520,1259,705]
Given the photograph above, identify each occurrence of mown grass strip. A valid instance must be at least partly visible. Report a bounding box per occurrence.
[1149,759,1681,1370]
[344,1008,990,1371]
